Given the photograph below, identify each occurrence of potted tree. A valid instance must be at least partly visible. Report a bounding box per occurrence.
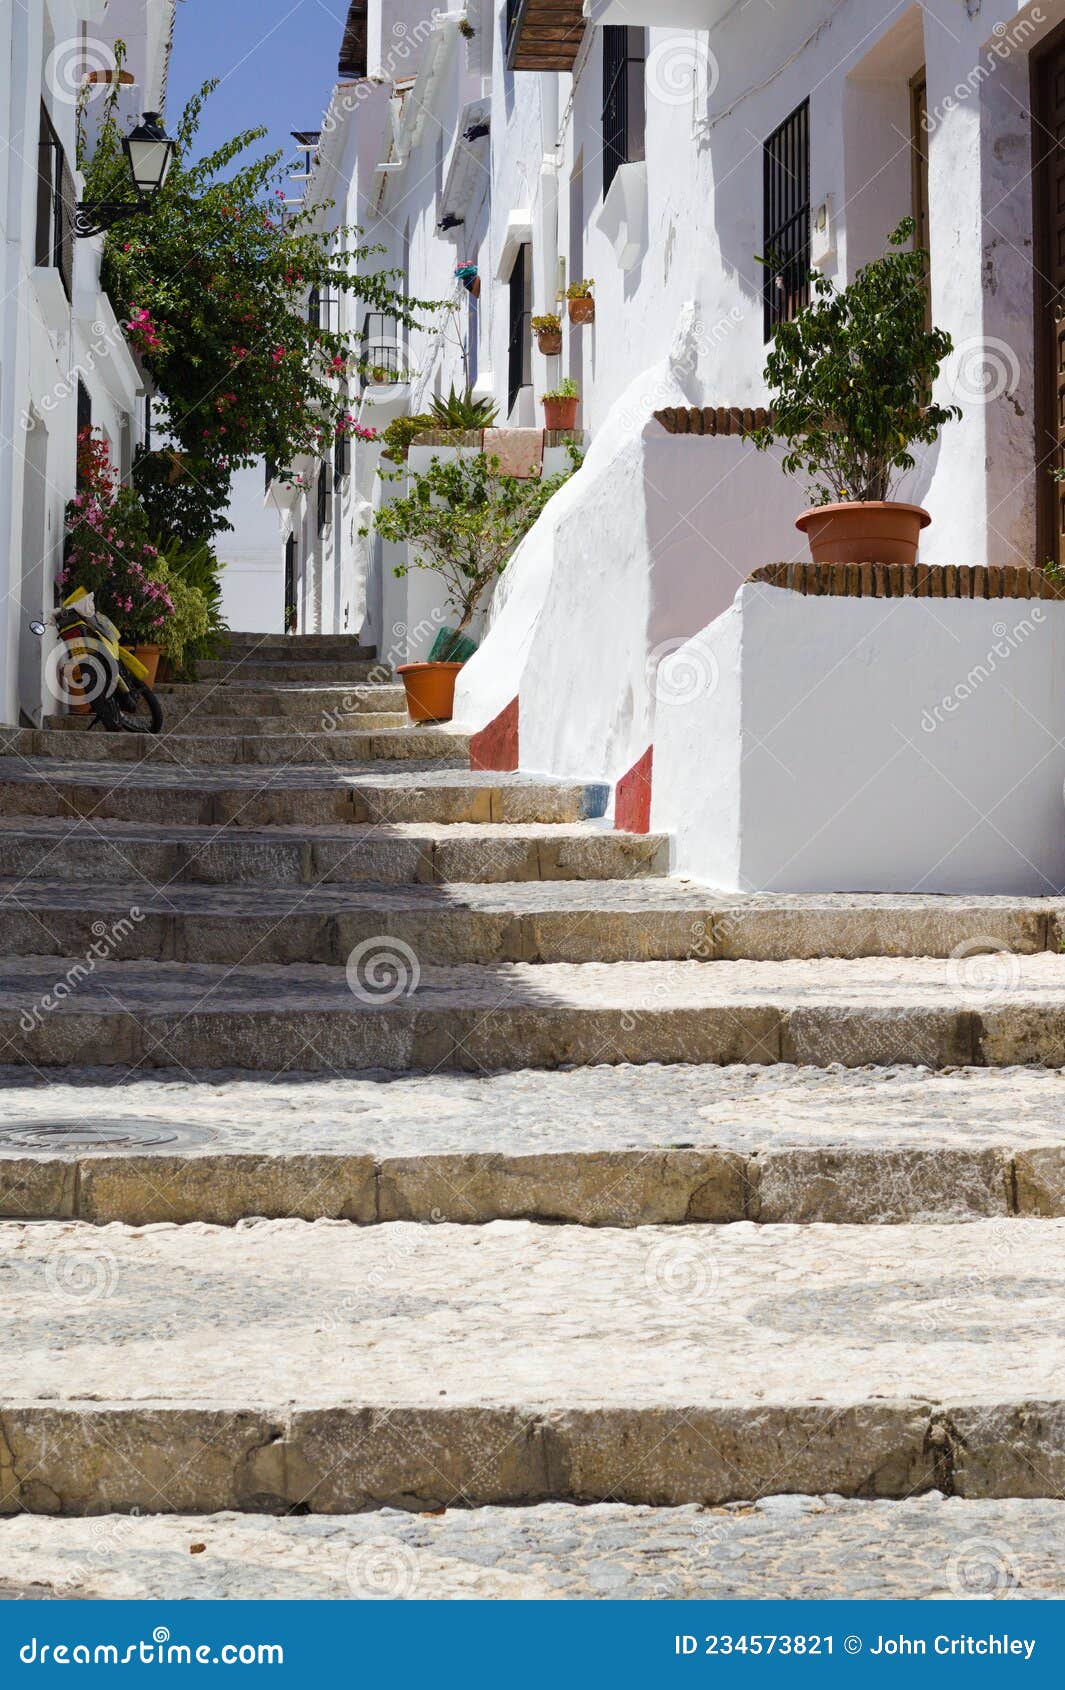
[751,219,960,566]
[542,377,579,432]
[363,448,582,721]
[532,312,563,356]
[559,279,595,325]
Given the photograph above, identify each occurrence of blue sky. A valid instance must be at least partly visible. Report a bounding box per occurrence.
[167,0,347,172]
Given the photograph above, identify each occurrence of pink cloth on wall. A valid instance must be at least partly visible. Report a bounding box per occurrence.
[484,428,545,480]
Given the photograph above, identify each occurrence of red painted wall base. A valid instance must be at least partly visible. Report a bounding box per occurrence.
[615,746,653,834]
[469,695,520,772]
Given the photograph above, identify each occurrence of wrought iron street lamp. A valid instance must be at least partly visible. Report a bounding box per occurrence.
[75,112,176,237]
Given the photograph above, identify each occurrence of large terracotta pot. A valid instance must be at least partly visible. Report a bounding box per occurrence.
[397,661,464,723]
[133,643,163,686]
[795,501,931,567]
[543,395,579,431]
[568,296,595,325]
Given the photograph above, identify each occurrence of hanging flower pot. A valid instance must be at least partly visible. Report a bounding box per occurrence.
[568,296,595,325]
[532,314,562,356]
[455,263,480,298]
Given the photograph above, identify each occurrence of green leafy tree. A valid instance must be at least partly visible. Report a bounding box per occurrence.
[751,219,960,504]
[364,448,582,636]
[83,74,439,541]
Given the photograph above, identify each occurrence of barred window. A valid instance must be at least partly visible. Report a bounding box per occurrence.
[36,104,73,300]
[602,27,646,200]
[763,100,810,341]
[507,242,532,415]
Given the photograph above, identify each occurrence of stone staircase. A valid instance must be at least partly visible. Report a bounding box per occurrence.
[0,630,1063,1599]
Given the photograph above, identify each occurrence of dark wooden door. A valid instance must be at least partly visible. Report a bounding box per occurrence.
[1034,30,1065,568]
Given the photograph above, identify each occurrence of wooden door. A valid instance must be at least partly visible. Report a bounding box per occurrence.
[1034,30,1065,568]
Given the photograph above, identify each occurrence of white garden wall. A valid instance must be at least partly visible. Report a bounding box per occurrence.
[653,581,1065,896]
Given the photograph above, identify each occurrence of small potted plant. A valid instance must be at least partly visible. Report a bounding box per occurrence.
[542,377,579,432]
[532,313,563,356]
[751,218,960,566]
[362,448,581,721]
[559,279,595,326]
[455,262,480,299]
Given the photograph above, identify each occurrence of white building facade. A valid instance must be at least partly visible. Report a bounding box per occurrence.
[265,0,1065,890]
[0,0,174,726]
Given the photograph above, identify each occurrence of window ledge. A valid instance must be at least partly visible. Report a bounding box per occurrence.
[595,161,647,272]
[497,212,533,280]
[32,265,71,335]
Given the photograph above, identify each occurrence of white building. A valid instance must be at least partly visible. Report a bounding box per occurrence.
[262,0,1065,891]
[0,0,174,726]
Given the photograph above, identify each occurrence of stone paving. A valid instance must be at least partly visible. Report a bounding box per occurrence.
[1,1495,1060,1599]
[1,631,1063,1593]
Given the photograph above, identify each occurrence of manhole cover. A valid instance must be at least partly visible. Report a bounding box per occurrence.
[0,1119,215,1152]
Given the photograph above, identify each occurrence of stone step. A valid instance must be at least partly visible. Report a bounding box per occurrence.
[5,882,1065,968]
[0,1214,1060,1513]
[45,711,411,735]
[1,1062,1062,1227]
[194,660,384,684]
[5,954,1065,1072]
[0,1494,1059,1598]
[219,635,377,658]
[153,683,407,715]
[0,760,609,827]
[3,728,467,768]
[0,817,666,887]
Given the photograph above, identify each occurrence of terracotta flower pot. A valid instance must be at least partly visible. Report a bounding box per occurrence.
[397,661,464,723]
[568,296,595,325]
[536,329,563,356]
[795,501,931,567]
[133,643,163,686]
[543,396,579,431]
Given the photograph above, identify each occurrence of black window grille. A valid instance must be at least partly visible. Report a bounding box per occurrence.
[763,100,811,341]
[76,381,92,474]
[144,393,153,455]
[602,27,646,200]
[265,456,276,491]
[507,242,532,415]
[307,286,321,330]
[284,533,297,631]
[334,432,350,481]
[505,0,525,66]
[361,312,402,379]
[317,462,330,536]
[36,104,73,300]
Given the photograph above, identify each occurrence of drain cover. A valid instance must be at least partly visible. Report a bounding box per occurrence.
[0,1119,214,1152]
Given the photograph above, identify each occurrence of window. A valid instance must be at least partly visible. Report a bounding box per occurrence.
[36,104,74,300]
[763,100,810,341]
[75,380,91,478]
[284,533,297,630]
[317,462,331,536]
[602,27,646,200]
[507,242,532,415]
[361,311,402,379]
[307,286,321,330]
[334,432,350,482]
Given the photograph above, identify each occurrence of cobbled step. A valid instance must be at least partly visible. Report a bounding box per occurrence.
[7,954,1065,1071]
[4,728,467,768]
[0,1495,1060,1598]
[1,1063,1063,1227]
[194,660,383,683]
[0,817,666,887]
[0,760,608,826]
[0,1215,1061,1514]
[5,882,1065,968]
[45,712,410,735]
[219,635,376,658]
[153,683,406,716]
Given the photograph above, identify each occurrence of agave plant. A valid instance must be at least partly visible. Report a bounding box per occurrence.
[426,385,499,430]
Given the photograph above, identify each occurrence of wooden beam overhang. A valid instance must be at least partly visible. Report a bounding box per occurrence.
[506,0,586,72]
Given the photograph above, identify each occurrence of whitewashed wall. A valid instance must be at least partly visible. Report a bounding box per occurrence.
[653,581,1065,895]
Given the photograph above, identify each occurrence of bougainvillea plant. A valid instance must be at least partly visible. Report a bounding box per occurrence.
[61,429,175,641]
[82,74,439,541]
